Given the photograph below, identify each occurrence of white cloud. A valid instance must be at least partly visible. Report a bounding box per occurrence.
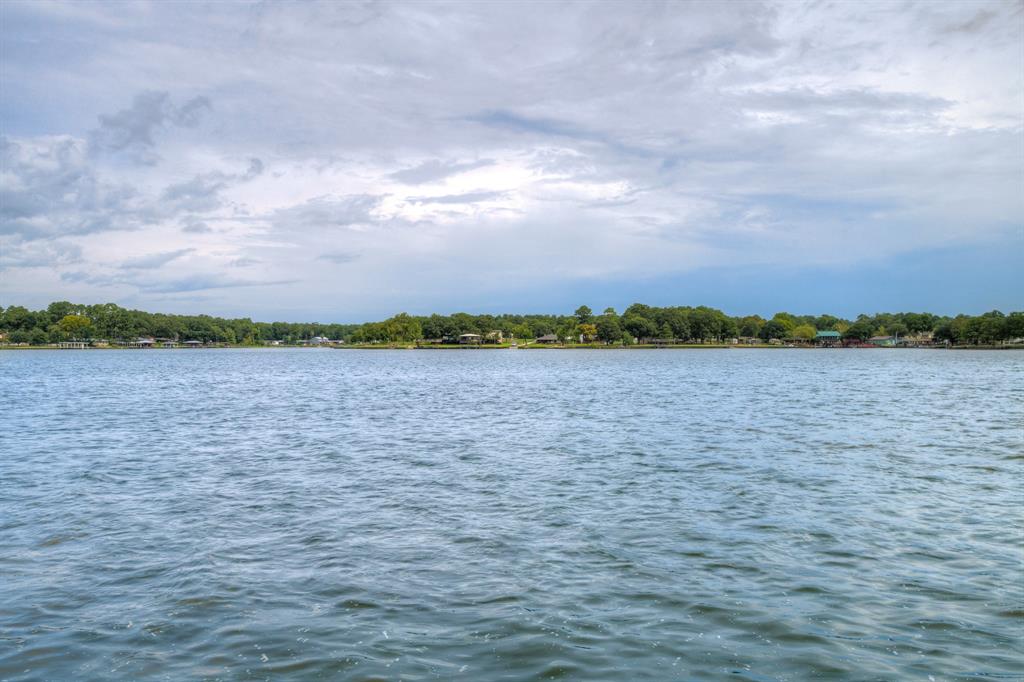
[1,0,1020,316]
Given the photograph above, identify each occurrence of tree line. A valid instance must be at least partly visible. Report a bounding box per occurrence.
[0,302,358,345]
[350,305,1023,345]
[3,301,1020,346]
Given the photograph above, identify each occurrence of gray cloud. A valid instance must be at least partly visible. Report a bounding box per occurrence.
[60,269,295,294]
[161,175,228,213]
[89,91,211,165]
[389,159,494,184]
[269,194,384,232]
[137,276,296,294]
[0,240,82,270]
[162,157,263,213]
[181,218,214,234]
[317,251,359,264]
[0,135,143,241]
[120,248,194,270]
[407,190,508,205]
[941,9,997,34]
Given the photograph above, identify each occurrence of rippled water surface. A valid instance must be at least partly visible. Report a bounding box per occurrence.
[1,348,1022,680]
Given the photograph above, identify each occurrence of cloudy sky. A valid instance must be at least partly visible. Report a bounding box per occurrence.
[1,0,1021,321]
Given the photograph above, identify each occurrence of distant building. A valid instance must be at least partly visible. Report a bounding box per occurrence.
[183,340,204,348]
[484,330,504,343]
[458,333,482,345]
[161,341,178,348]
[869,335,896,347]
[125,337,155,348]
[57,341,87,349]
[903,332,934,346]
[309,336,331,345]
[815,330,842,346]
[535,334,559,344]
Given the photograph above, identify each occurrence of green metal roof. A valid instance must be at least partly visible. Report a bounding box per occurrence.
[815,330,841,338]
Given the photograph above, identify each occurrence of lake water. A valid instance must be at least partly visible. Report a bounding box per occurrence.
[1,348,1021,680]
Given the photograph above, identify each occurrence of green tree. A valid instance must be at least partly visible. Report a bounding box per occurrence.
[738,315,764,338]
[759,319,789,340]
[622,315,658,340]
[574,305,593,325]
[58,314,93,339]
[385,313,423,342]
[843,318,875,342]
[792,323,816,341]
[595,314,621,343]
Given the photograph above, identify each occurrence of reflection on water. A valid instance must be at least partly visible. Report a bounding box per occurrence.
[1,349,1022,679]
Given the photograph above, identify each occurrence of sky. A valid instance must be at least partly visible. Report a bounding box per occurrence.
[1,0,1021,322]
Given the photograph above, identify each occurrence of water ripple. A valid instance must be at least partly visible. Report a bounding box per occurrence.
[0,348,1021,680]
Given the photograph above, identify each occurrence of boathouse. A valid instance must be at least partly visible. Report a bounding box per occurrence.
[815,330,841,346]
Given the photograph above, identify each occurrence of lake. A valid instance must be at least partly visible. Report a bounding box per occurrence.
[1,349,1021,680]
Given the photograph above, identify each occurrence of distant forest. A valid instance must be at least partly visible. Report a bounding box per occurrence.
[2,301,1022,346]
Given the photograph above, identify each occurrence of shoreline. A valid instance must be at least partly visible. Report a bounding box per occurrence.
[3,344,1022,351]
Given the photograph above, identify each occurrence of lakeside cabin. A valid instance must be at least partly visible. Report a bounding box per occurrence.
[57,341,88,349]
[535,334,559,344]
[183,340,204,348]
[458,333,482,345]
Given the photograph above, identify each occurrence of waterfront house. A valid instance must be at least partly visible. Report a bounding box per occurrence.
[484,330,504,343]
[183,340,204,348]
[57,341,88,349]
[815,330,842,346]
[869,335,897,347]
[903,332,934,347]
[125,337,155,348]
[458,333,482,345]
[161,340,178,348]
[535,334,559,344]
